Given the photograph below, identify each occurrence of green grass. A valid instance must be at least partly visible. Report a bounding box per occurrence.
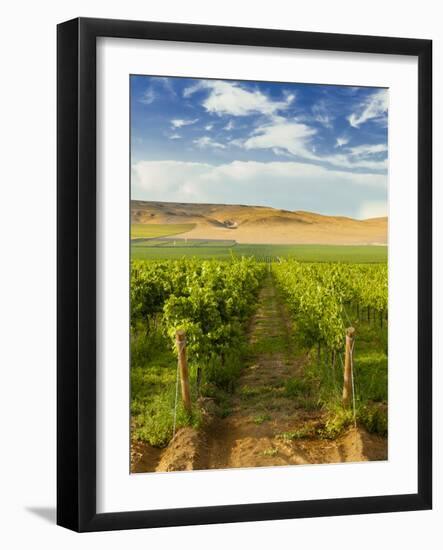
[277,426,316,440]
[131,329,202,447]
[300,308,388,436]
[253,413,271,424]
[131,328,247,447]
[131,242,387,263]
[131,223,195,240]
[263,447,278,457]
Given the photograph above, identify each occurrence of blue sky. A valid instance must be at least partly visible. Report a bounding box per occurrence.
[131,75,388,219]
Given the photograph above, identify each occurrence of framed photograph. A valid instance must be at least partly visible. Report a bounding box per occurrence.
[57,17,432,532]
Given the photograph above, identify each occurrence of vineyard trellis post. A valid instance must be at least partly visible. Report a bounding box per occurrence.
[175,329,192,414]
[342,326,355,407]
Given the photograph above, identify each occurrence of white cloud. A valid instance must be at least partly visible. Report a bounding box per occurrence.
[140,88,155,104]
[348,90,388,128]
[169,133,181,140]
[151,76,176,96]
[348,143,388,157]
[335,136,349,148]
[312,101,333,128]
[223,120,235,131]
[205,124,214,131]
[242,121,316,157]
[183,80,294,117]
[132,159,386,218]
[170,118,198,129]
[183,81,204,98]
[236,120,387,172]
[193,136,226,149]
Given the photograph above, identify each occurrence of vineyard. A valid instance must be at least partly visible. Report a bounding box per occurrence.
[131,256,388,471]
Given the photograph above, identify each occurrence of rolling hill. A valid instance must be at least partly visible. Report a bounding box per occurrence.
[131,200,387,245]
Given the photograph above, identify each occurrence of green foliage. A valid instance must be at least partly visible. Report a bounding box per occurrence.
[274,260,388,436]
[278,426,316,440]
[318,408,354,439]
[130,258,264,447]
[358,404,388,436]
[130,336,202,446]
[263,448,278,457]
[284,377,311,398]
[274,260,388,352]
[130,255,389,450]
[134,393,201,447]
[253,413,271,424]
[203,351,244,393]
[131,257,265,364]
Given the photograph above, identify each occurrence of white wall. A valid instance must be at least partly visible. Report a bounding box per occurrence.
[0,0,440,547]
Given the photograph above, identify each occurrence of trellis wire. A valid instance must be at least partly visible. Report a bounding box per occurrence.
[338,336,357,427]
[350,338,357,427]
[342,304,352,328]
[172,338,186,437]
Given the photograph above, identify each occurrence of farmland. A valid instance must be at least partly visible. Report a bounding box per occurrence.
[131,256,388,472]
[131,222,196,240]
[131,240,387,263]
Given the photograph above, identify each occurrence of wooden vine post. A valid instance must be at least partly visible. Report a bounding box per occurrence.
[342,327,355,407]
[175,329,192,414]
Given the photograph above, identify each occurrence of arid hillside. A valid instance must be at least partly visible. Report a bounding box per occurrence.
[131,200,387,245]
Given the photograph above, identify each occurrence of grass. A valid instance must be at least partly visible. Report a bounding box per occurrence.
[131,223,195,240]
[284,377,311,398]
[131,242,387,263]
[299,307,388,436]
[253,413,271,424]
[131,327,248,447]
[263,448,278,457]
[130,328,202,447]
[278,426,316,440]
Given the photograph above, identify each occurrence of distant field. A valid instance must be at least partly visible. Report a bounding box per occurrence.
[131,223,195,240]
[131,241,387,263]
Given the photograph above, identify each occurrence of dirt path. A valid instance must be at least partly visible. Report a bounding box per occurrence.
[203,273,386,469]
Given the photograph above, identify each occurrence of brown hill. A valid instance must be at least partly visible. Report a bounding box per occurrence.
[131,200,387,245]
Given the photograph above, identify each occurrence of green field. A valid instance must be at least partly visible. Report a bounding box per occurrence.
[131,242,387,263]
[131,223,195,240]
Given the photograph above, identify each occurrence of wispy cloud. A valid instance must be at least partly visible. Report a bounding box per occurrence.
[335,136,349,148]
[312,101,334,128]
[235,119,387,172]
[348,143,388,157]
[169,133,182,140]
[184,80,294,117]
[139,88,156,104]
[151,76,176,96]
[223,120,235,131]
[348,90,388,128]
[170,118,199,129]
[241,120,316,158]
[193,136,226,149]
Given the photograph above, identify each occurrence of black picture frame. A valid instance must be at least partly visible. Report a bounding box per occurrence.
[57,17,432,532]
